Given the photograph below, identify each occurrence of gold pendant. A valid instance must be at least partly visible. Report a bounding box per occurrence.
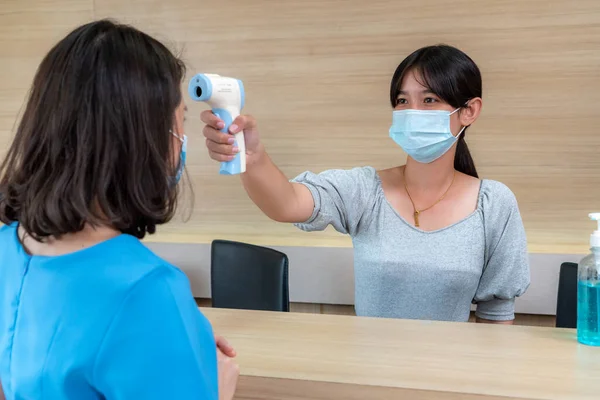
[414,210,420,227]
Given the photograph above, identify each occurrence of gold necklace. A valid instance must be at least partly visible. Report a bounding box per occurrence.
[402,168,456,228]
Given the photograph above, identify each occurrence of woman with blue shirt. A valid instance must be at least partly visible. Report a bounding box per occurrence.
[202,45,531,324]
[0,20,239,399]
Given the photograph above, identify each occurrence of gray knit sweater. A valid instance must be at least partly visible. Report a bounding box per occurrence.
[293,166,530,322]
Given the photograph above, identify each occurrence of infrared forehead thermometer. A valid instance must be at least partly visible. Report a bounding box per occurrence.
[188,73,246,175]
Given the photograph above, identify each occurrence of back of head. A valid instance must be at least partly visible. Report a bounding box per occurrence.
[0,19,186,239]
[389,45,482,178]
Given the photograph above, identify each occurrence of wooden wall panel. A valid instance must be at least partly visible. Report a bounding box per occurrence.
[1,0,599,253]
[0,0,93,154]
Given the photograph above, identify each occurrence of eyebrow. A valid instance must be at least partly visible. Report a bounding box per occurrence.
[397,89,437,96]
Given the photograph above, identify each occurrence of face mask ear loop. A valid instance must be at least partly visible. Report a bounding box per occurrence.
[170,129,184,143]
[450,99,473,116]
[450,101,471,138]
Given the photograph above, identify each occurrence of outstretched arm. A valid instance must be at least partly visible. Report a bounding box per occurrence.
[202,111,314,223]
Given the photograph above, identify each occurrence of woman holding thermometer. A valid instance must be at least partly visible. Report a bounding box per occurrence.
[202,44,530,323]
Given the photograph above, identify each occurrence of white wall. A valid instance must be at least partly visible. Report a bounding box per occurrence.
[146,242,583,315]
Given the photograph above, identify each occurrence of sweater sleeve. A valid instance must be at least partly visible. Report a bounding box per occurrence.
[474,181,531,321]
[292,166,379,236]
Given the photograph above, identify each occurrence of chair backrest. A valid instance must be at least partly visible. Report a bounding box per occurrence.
[556,262,578,328]
[211,240,289,312]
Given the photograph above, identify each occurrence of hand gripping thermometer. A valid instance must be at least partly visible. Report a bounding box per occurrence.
[188,73,246,175]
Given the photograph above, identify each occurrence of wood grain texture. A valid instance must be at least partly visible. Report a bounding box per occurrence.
[204,308,600,400]
[0,0,93,153]
[235,375,531,400]
[1,1,599,253]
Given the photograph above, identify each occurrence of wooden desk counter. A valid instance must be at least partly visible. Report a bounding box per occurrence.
[202,308,600,400]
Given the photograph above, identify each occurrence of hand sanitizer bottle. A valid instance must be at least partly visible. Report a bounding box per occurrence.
[577,213,600,346]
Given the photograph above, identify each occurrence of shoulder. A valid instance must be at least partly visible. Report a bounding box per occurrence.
[102,235,181,271]
[292,166,379,192]
[98,241,205,338]
[480,179,520,211]
[88,235,190,298]
[96,241,196,332]
[293,166,377,182]
[479,180,525,239]
[119,262,192,309]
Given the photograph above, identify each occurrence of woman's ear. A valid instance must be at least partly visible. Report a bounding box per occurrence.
[174,101,186,135]
[459,97,482,126]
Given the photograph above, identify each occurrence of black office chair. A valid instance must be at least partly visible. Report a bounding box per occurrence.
[556,262,578,328]
[210,240,290,312]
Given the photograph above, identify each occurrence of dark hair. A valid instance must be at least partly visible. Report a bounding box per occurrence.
[390,44,481,178]
[0,19,186,240]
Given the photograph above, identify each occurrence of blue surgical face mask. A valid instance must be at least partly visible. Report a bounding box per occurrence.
[389,108,466,164]
[170,130,187,184]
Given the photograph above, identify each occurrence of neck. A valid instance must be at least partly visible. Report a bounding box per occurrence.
[19,223,120,257]
[404,151,456,191]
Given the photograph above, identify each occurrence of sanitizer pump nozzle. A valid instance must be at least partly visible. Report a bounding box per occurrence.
[188,74,246,175]
[589,213,600,248]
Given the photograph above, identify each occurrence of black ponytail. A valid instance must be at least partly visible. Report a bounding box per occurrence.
[390,44,481,178]
[455,135,478,178]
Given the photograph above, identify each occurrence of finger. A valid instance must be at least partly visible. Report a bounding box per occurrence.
[209,150,236,162]
[229,115,257,134]
[221,344,236,358]
[206,139,238,156]
[215,335,230,349]
[200,110,226,130]
[216,336,237,358]
[203,125,235,145]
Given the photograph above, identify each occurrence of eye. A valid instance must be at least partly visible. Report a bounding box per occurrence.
[424,97,438,104]
[396,98,408,105]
